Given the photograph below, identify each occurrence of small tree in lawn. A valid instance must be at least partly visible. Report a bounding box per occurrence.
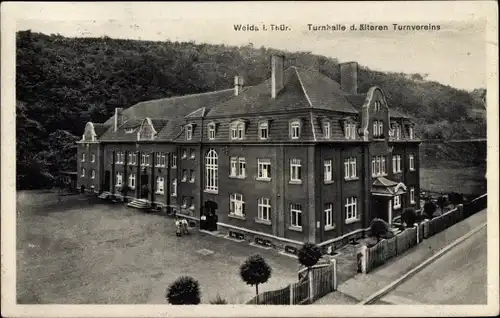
[240,254,272,296]
[402,208,417,227]
[370,218,389,242]
[166,276,201,305]
[423,201,437,219]
[298,243,322,279]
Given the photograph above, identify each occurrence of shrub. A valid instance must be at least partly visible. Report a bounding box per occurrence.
[370,218,389,242]
[298,243,322,277]
[402,208,417,227]
[166,276,201,305]
[209,294,228,304]
[240,254,272,295]
[423,201,437,219]
[448,192,464,206]
[436,195,448,212]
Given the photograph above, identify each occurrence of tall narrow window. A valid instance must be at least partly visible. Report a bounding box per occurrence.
[393,195,401,210]
[325,203,334,228]
[91,153,96,163]
[81,167,86,178]
[259,122,269,140]
[290,203,302,228]
[189,169,195,183]
[190,148,195,159]
[290,120,301,139]
[345,197,358,222]
[186,125,193,140]
[230,157,238,177]
[409,154,415,171]
[373,121,379,137]
[409,126,414,140]
[238,157,246,178]
[323,122,331,139]
[182,149,187,159]
[257,159,271,180]
[156,152,166,167]
[171,154,177,168]
[290,158,302,182]
[91,169,96,179]
[324,159,332,182]
[171,178,177,196]
[116,172,123,187]
[81,153,86,162]
[230,193,245,217]
[372,157,377,177]
[182,169,188,182]
[156,176,164,194]
[205,149,218,192]
[208,123,216,140]
[129,173,136,189]
[237,123,244,139]
[395,126,401,140]
[410,187,416,204]
[129,152,137,165]
[258,197,271,221]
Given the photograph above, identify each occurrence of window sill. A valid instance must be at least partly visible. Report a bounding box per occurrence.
[324,180,334,185]
[255,218,271,225]
[171,194,177,197]
[204,189,218,195]
[289,180,302,185]
[288,226,303,232]
[256,177,271,182]
[324,225,336,231]
[409,169,415,172]
[229,175,246,180]
[189,180,195,183]
[410,201,416,205]
[345,218,360,225]
[155,165,166,168]
[344,177,359,181]
[228,214,246,220]
[171,167,177,170]
[394,206,401,210]
[181,179,187,183]
[155,191,165,195]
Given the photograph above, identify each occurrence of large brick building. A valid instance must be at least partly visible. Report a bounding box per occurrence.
[77,55,420,252]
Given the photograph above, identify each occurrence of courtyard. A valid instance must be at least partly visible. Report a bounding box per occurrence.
[16,191,300,304]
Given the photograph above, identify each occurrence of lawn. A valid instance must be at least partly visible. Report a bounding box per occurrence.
[16,191,299,304]
[420,165,486,196]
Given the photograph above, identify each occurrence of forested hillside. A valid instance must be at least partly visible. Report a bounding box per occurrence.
[16,30,486,189]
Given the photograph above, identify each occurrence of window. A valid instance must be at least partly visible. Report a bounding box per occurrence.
[230,121,245,140]
[189,197,195,210]
[156,176,164,194]
[325,203,334,228]
[346,123,356,140]
[372,156,387,177]
[344,157,357,180]
[208,123,216,140]
[128,152,137,165]
[379,121,383,137]
[171,154,177,168]
[190,148,195,159]
[116,172,123,187]
[258,197,271,221]
[205,149,218,192]
[395,126,401,140]
[189,169,195,183]
[257,159,271,180]
[373,121,383,138]
[116,152,124,164]
[230,193,245,217]
[323,122,331,139]
[81,153,86,162]
[345,197,358,222]
[393,195,401,209]
[230,157,237,177]
[128,173,136,189]
[237,123,244,139]
[410,187,416,204]
[259,122,269,140]
[91,153,96,163]
[392,155,402,173]
[409,154,415,171]
[81,168,86,177]
[373,121,378,137]
[290,158,302,182]
[409,126,414,140]
[324,159,333,182]
[238,158,246,178]
[91,169,96,179]
[182,169,188,182]
[182,196,188,208]
[290,203,302,228]
[230,157,246,178]
[375,101,381,111]
[186,125,193,140]
[156,152,166,167]
[140,153,150,166]
[182,149,187,159]
[171,179,177,196]
[290,120,301,139]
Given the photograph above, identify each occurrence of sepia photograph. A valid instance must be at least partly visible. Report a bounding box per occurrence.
[1,1,498,317]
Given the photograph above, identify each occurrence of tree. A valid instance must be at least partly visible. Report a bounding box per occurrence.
[448,192,463,207]
[402,208,417,227]
[240,254,272,295]
[370,218,389,242]
[436,195,448,213]
[297,243,322,278]
[166,276,201,305]
[423,201,437,219]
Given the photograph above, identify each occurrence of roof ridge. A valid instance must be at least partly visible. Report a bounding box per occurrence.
[292,66,313,108]
[139,88,235,104]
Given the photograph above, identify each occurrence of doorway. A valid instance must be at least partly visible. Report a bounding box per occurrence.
[371,196,389,223]
[140,174,149,199]
[202,200,218,231]
[104,171,111,192]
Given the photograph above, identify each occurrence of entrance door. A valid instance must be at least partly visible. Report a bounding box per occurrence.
[104,171,111,192]
[140,174,149,199]
[203,201,218,231]
[372,196,389,223]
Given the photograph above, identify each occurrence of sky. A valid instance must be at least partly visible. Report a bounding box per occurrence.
[7,1,496,91]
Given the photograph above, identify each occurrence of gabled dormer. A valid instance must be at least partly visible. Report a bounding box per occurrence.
[230,119,247,140]
[137,118,157,141]
[207,122,219,140]
[289,118,305,140]
[341,116,357,140]
[404,122,416,140]
[184,123,197,141]
[317,117,331,140]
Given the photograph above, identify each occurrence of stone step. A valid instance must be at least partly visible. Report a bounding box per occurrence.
[127,199,151,210]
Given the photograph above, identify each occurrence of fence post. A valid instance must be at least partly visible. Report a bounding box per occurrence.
[423,219,429,238]
[289,284,293,305]
[414,223,419,244]
[359,245,367,273]
[308,270,314,303]
[332,258,337,290]
[457,204,464,221]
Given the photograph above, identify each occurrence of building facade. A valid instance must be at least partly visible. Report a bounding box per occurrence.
[76,55,420,252]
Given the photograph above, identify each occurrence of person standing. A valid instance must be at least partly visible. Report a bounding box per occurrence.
[175,217,182,237]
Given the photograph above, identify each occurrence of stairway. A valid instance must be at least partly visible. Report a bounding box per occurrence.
[127,198,151,210]
[98,192,111,200]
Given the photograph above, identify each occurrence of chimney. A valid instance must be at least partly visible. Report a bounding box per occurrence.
[114,107,123,132]
[340,61,358,94]
[234,75,244,96]
[271,54,285,99]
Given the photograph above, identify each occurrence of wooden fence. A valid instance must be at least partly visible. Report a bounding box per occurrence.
[360,193,487,273]
[246,261,337,305]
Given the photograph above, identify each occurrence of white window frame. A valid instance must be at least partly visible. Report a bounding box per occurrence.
[208,123,216,140]
[171,154,177,168]
[182,149,187,159]
[325,203,334,229]
[258,197,271,221]
[324,159,333,182]
[375,101,381,111]
[128,173,136,189]
[91,169,96,179]
[257,158,271,180]
[230,121,245,140]
[395,126,401,140]
[140,153,150,166]
[393,155,402,173]
[290,158,302,182]
[190,148,195,159]
[81,153,86,162]
[409,154,415,171]
[372,157,377,177]
[182,169,188,182]
[259,122,269,140]
[237,123,244,139]
[91,153,96,163]
[290,203,302,229]
[129,153,137,165]
[346,123,356,139]
[410,187,416,204]
[379,121,383,137]
[323,122,331,139]
[290,120,301,139]
[373,121,379,137]
[181,196,188,208]
[230,157,238,177]
[171,178,177,197]
[156,152,166,167]
[116,172,123,187]
[345,197,358,222]
[81,167,86,178]
[393,195,401,210]
[238,157,246,178]
[189,169,195,183]
[186,124,193,140]
[156,176,164,194]
[409,126,414,140]
[345,157,357,180]
[205,149,218,192]
[230,193,245,217]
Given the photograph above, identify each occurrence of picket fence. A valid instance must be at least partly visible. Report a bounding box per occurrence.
[246,260,337,305]
[361,193,487,273]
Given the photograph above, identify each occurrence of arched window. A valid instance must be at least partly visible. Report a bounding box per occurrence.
[205,149,218,192]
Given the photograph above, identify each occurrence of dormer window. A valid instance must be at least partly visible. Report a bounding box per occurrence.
[208,123,216,140]
[373,120,384,138]
[409,126,414,140]
[374,101,382,111]
[186,124,193,140]
[290,120,301,139]
[345,123,356,140]
[323,121,331,139]
[259,122,269,140]
[230,121,245,140]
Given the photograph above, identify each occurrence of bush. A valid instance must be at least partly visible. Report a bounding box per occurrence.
[402,208,417,227]
[370,218,389,242]
[209,294,228,304]
[448,192,464,206]
[240,254,272,295]
[436,196,448,212]
[423,201,437,219]
[297,243,322,273]
[166,276,201,305]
